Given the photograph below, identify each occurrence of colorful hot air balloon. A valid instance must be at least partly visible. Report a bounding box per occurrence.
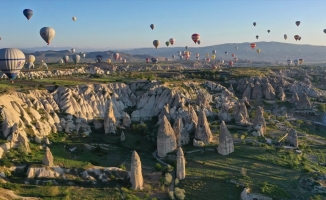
[212,50,216,55]
[197,40,201,45]
[284,34,287,40]
[228,61,234,67]
[250,43,256,49]
[294,35,300,41]
[256,49,261,54]
[72,17,77,22]
[295,21,300,26]
[256,35,259,39]
[113,53,119,60]
[169,38,175,45]
[191,33,200,44]
[151,57,158,64]
[122,59,126,64]
[107,59,111,64]
[63,55,69,63]
[150,24,154,30]
[299,59,304,65]
[211,55,216,60]
[153,40,160,49]
[165,41,170,47]
[205,58,210,62]
[72,54,80,64]
[293,59,299,66]
[23,9,33,20]
[267,30,270,33]
[40,27,55,45]
[287,59,292,66]
[234,58,238,62]
[185,46,188,50]
[96,55,103,62]
[253,22,256,26]
[146,58,150,63]
[0,48,25,81]
[232,53,235,58]
[71,48,75,53]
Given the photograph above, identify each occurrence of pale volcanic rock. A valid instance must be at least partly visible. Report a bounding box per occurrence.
[158,104,171,124]
[217,121,234,155]
[104,100,116,134]
[228,84,234,93]
[157,116,177,157]
[242,83,253,100]
[42,147,54,167]
[196,90,212,108]
[176,147,186,180]
[184,105,198,132]
[193,138,205,147]
[298,93,312,109]
[122,112,131,127]
[251,81,263,100]
[252,106,266,136]
[173,116,190,147]
[195,110,213,144]
[262,82,275,100]
[130,151,143,190]
[120,131,125,141]
[278,87,286,101]
[287,129,298,148]
[290,91,300,105]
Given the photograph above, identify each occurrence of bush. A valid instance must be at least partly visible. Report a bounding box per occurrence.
[155,163,162,171]
[260,182,291,199]
[119,164,126,170]
[169,191,175,200]
[164,173,173,186]
[174,187,186,200]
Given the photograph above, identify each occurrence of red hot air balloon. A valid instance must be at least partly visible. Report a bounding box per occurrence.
[232,53,235,58]
[228,61,234,67]
[146,58,150,63]
[250,43,256,49]
[295,21,300,26]
[298,36,302,41]
[294,35,300,41]
[191,33,200,44]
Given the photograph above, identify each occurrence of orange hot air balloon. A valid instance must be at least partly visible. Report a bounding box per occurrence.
[232,53,235,57]
[250,43,256,49]
[294,35,300,41]
[228,61,234,67]
[191,33,200,44]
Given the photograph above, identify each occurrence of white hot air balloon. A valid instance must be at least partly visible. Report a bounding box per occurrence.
[72,54,80,64]
[40,27,55,45]
[71,48,75,53]
[57,59,64,64]
[0,48,25,83]
[26,55,35,69]
[293,59,299,66]
[83,53,86,58]
[72,17,76,21]
[63,55,69,63]
[287,59,292,66]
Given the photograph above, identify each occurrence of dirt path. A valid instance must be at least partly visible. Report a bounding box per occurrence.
[0,188,40,200]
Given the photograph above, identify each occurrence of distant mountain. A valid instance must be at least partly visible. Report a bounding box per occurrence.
[122,42,326,64]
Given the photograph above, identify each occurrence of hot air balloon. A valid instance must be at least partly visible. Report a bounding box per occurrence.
[57,59,64,64]
[63,55,69,63]
[228,61,234,67]
[324,29,326,34]
[107,59,111,64]
[205,58,210,62]
[177,51,181,56]
[287,59,292,66]
[197,40,201,45]
[72,17,77,22]
[96,55,103,62]
[294,35,300,41]
[185,46,188,50]
[196,53,200,57]
[253,22,256,26]
[165,41,170,47]
[284,34,287,40]
[82,53,86,58]
[295,21,300,26]
[169,38,175,45]
[172,55,175,59]
[267,30,270,33]
[180,56,183,60]
[225,52,228,55]
[211,55,216,60]
[153,40,160,49]
[191,33,200,44]
[256,35,259,39]
[151,57,158,64]
[113,53,120,60]
[234,58,238,62]
[250,43,256,49]
[26,55,35,69]
[293,59,299,66]
[40,27,55,45]
[23,9,33,20]
[122,59,126,64]
[232,54,235,58]
[0,48,25,82]
[220,60,224,65]
[298,37,302,41]
[212,50,216,55]
[205,53,209,58]
[72,54,80,64]
[146,58,150,63]
[256,49,261,54]
[71,48,75,53]
[299,59,304,65]
[150,24,154,30]
[165,58,169,61]
[235,47,238,50]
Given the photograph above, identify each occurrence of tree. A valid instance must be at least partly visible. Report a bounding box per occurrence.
[174,187,186,200]
[164,173,172,186]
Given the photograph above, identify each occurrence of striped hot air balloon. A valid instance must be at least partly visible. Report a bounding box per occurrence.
[191,33,200,44]
[250,43,256,49]
[0,48,25,81]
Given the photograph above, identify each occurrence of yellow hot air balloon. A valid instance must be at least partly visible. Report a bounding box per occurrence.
[27,55,35,63]
[206,53,209,57]
[256,49,261,54]
[107,59,111,64]
[211,55,216,60]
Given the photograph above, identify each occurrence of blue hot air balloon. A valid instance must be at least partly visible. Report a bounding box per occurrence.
[151,58,158,64]
[0,48,25,82]
[23,9,33,20]
[96,55,103,62]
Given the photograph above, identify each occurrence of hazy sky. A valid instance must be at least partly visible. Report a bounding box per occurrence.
[1,0,326,50]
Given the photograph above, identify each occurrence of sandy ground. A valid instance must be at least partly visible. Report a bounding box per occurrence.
[0,188,40,200]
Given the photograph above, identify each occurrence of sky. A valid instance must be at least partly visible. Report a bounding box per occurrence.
[1,0,326,50]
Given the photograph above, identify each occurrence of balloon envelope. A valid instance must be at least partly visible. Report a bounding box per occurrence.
[72,17,77,21]
[253,22,256,26]
[165,41,170,47]
[150,24,154,30]
[151,57,158,64]
[96,55,103,62]
[191,33,200,44]
[71,48,75,53]
[256,35,259,39]
[23,9,33,20]
[72,54,80,64]
[63,55,69,63]
[40,27,55,45]
[113,53,119,60]
[169,38,175,45]
[197,40,201,45]
[250,43,256,49]
[107,59,111,64]
[212,50,216,55]
[27,55,35,63]
[0,48,25,80]
[153,40,160,49]
[284,34,287,40]
[295,21,300,26]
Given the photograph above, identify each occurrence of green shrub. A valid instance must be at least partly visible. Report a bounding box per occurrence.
[155,163,162,171]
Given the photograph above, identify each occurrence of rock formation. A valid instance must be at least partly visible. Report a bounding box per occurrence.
[251,81,263,100]
[122,112,131,127]
[242,83,253,99]
[184,105,198,132]
[287,129,298,147]
[228,84,234,93]
[157,116,177,157]
[193,139,205,147]
[157,104,171,124]
[42,147,54,167]
[120,131,125,141]
[173,117,189,147]
[130,151,143,190]
[297,93,312,109]
[217,121,234,155]
[104,100,116,134]
[176,147,186,180]
[290,92,300,105]
[233,102,249,124]
[262,82,275,100]
[278,87,286,101]
[252,106,266,136]
[195,110,213,144]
